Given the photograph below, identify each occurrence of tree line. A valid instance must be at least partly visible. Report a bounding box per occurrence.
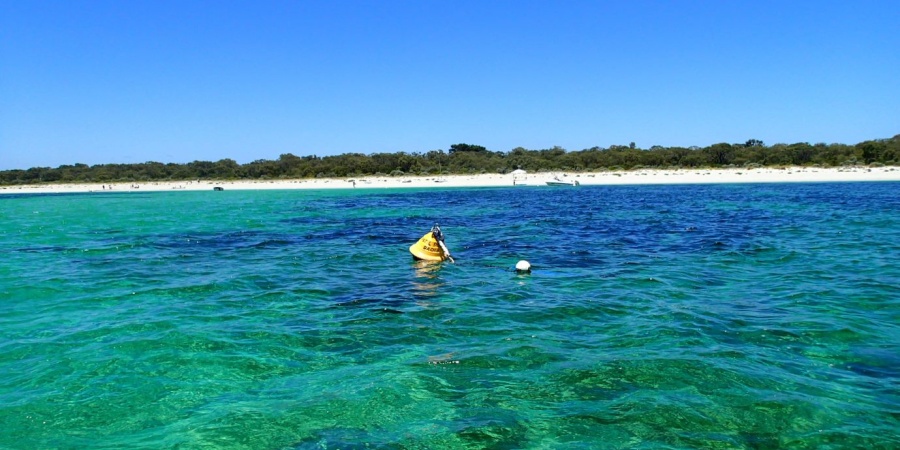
[2,136,898,185]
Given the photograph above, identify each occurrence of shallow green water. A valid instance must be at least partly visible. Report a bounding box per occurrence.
[1,183,898,448]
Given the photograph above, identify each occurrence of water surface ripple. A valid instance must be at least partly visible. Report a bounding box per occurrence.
[1,183,898,448]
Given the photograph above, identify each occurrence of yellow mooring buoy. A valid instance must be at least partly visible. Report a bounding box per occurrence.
[409,224,454,262]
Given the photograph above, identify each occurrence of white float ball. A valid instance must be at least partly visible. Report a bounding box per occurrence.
[515,260,531,272]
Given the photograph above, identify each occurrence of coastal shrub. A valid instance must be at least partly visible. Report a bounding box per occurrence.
[5,135,900,185]
[390,170,404,177]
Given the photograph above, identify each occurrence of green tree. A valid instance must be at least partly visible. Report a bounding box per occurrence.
[857,140,886,164]
[704,143,734,166]
[744,139,764,147]
[449,143,487,154]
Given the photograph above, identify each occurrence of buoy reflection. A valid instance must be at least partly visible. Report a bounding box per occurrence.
[411,259,444,299]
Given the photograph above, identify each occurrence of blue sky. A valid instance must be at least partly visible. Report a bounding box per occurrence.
[2,0,898,170]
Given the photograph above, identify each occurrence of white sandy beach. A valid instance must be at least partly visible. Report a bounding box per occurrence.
[1,166,898,195]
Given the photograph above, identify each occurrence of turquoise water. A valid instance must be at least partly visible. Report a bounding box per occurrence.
[1,183,898,449]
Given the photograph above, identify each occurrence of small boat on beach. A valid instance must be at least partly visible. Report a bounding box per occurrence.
[546,177,579,186]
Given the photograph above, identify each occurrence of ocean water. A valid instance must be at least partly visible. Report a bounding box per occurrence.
[1,182,898,449]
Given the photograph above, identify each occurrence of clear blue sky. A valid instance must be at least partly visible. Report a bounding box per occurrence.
[2,0,898,170]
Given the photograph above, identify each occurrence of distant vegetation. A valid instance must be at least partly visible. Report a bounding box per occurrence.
[2,136,898,185]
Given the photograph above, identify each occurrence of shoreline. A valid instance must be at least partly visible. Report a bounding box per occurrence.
[2,166,898,195]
